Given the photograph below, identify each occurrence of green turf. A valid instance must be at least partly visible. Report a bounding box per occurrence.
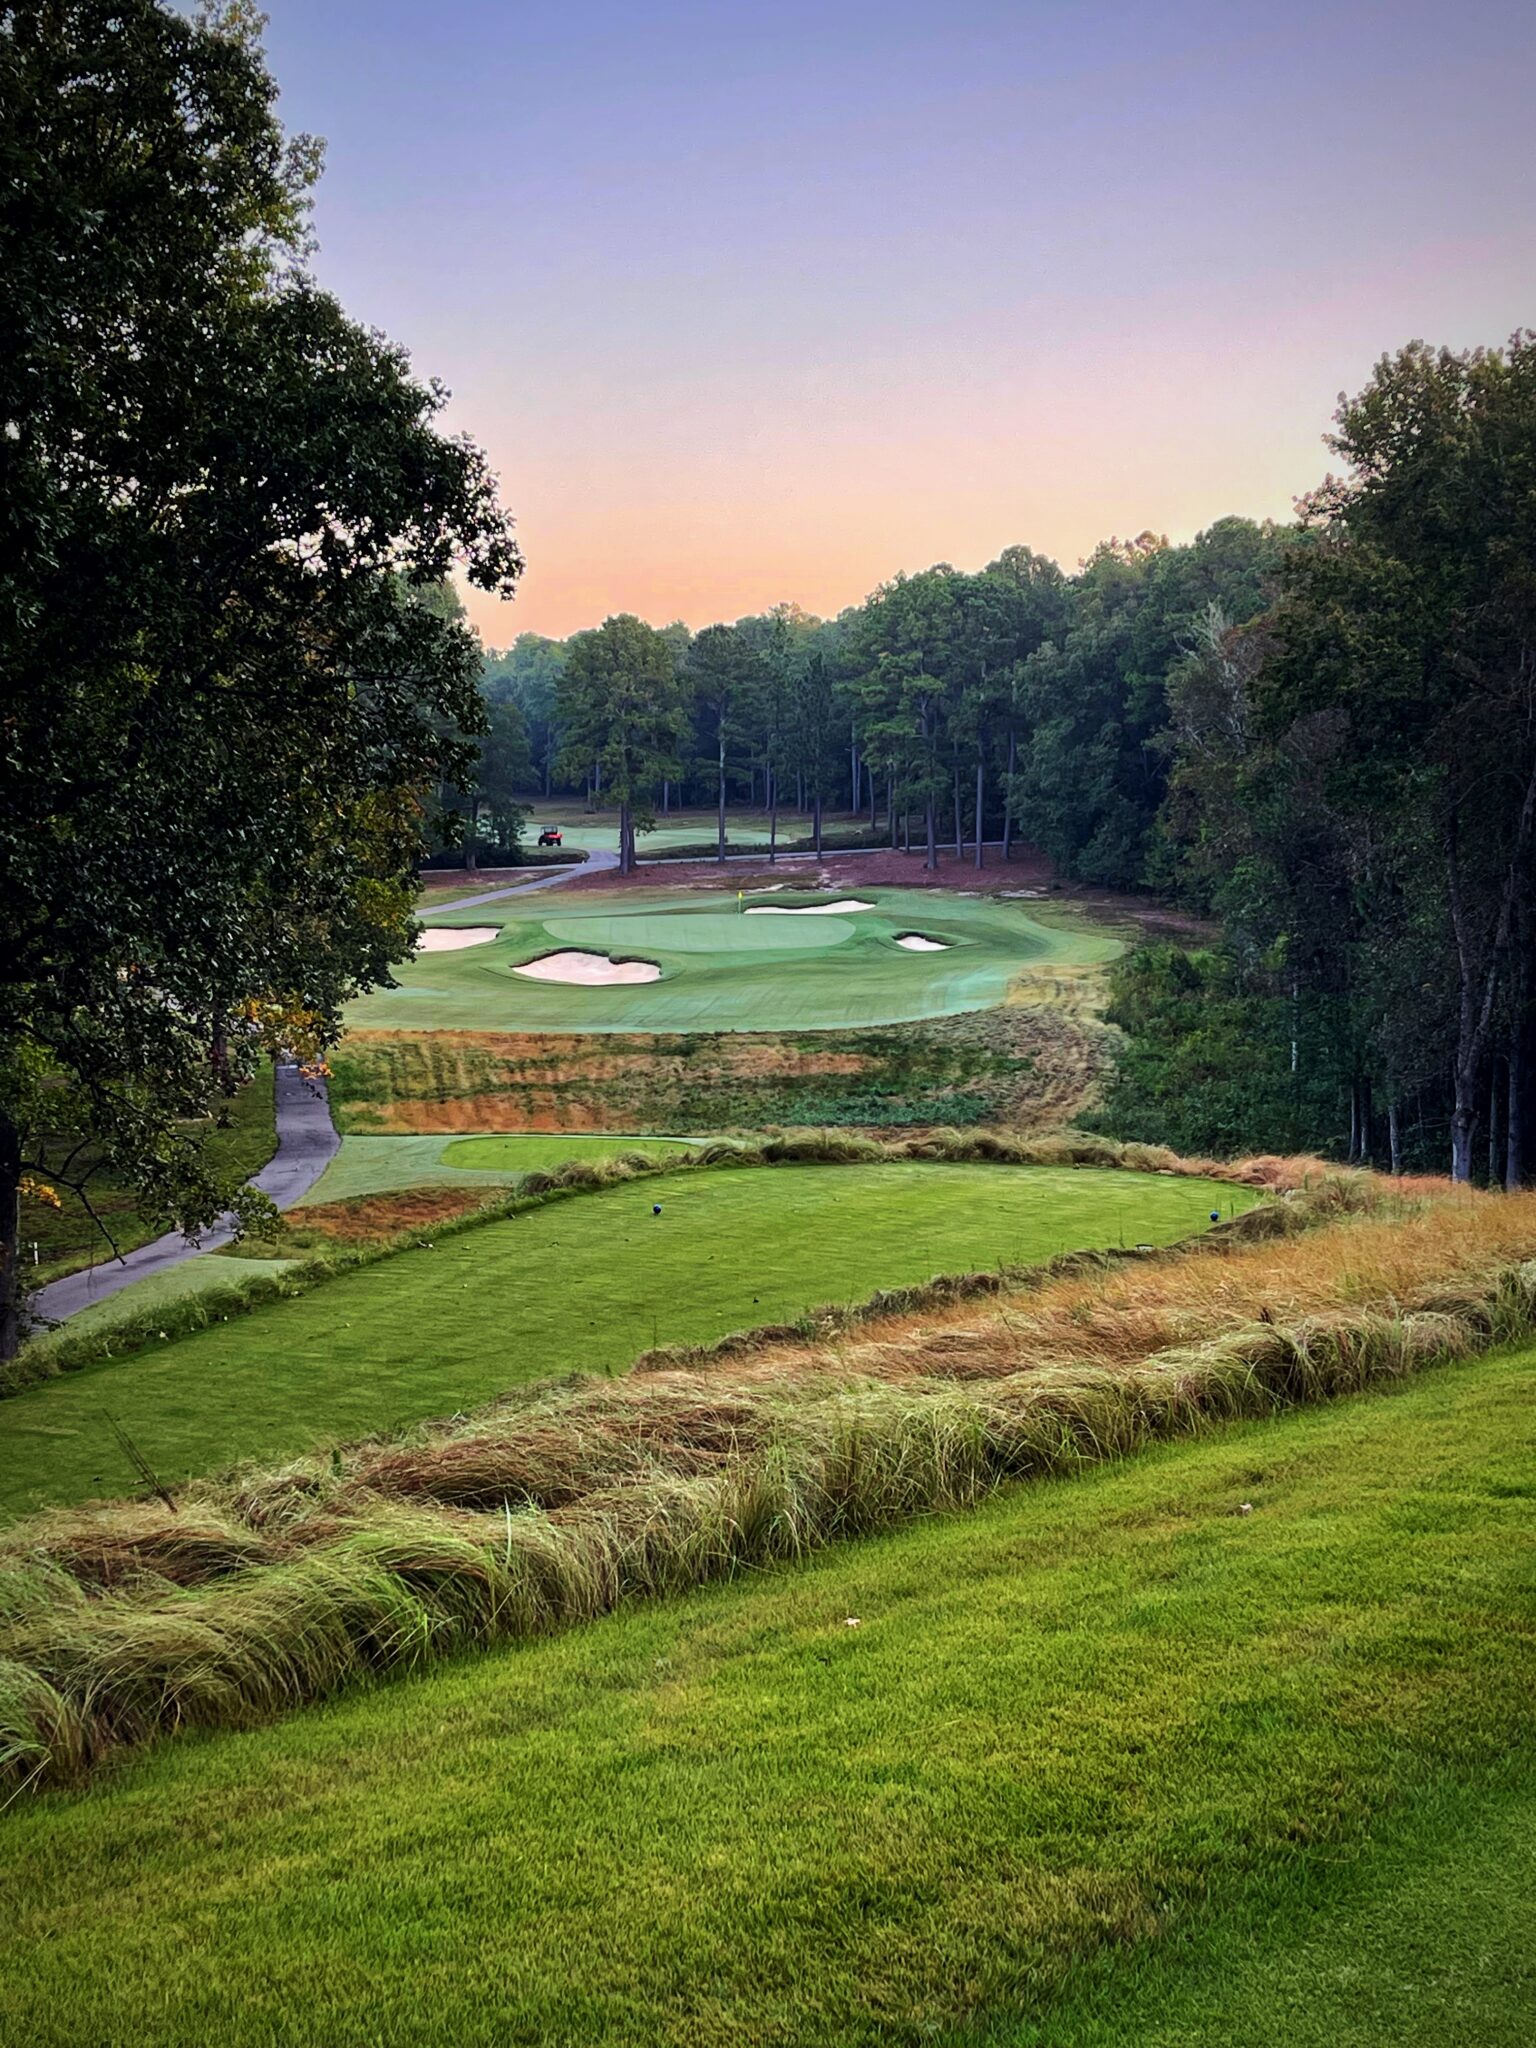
[523,805,776,855]
[1,1347,1529,2047]
[295,1133,708,1204]
[0,1164,1243,1516]
[361,887,1118,1035]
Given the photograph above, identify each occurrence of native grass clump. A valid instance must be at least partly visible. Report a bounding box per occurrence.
[0,1171,1531,1791]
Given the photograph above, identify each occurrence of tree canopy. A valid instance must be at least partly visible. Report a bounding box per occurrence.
[0,0,521,1352]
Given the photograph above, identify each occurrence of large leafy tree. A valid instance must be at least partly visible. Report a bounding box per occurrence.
[555,616,685,872]
[0,0,522,1353]
[1256,338,1536,1181]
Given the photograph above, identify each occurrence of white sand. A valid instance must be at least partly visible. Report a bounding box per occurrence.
[895,934,948,951]
[416,926,500,953]
[514,950,661,986]
[745,898,875,916]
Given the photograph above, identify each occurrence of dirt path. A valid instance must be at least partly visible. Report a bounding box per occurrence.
[35,1065,340,1325]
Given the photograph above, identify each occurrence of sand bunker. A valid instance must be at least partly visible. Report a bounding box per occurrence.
[745,898,875,916]
[416,927,500,953]
[514,951,661,986]
[895,933,948,951]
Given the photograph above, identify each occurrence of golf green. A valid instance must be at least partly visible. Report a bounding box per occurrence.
[0,1163,1246,1515]
[354,887,1119,1034]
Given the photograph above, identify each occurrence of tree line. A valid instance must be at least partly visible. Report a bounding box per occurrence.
[476,336,1536,1185]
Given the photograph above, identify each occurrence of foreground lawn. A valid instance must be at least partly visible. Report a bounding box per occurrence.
[1,1346,1530,2046]
[0,1163,1241,1515]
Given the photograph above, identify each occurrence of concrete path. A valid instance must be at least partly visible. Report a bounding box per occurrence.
[36,1064,340,1323]
[424,847,620,915]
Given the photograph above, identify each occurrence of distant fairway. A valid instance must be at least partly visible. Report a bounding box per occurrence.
[353,887,1118,1034]
[0,1162,1245,1515]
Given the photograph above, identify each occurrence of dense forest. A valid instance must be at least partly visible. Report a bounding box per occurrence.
[465,336,1536,1185]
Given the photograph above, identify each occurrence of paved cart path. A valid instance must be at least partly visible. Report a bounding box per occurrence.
[36,1064,340,1324]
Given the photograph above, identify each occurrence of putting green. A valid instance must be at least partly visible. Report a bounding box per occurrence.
[353,888,1118,1034]
[0,1163,1248,1515]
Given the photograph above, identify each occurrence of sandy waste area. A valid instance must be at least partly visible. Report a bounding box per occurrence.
[894,933,948,951]
[514,951,662,985]
[745,898,875,916]
[416,926,500,952]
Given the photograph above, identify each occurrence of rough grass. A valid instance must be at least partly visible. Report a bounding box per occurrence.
[0,1337,1530,2045]
[0,1174,1528,1793]
[0,1155,1248,1511]
[330,1001,1112,1137]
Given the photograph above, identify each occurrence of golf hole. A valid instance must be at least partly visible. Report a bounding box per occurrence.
[894,933,948,951]
[745,898,875,916]
[416,927,500,952]
[514,951,662,986]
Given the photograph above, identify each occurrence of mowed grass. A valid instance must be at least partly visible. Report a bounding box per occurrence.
[0,1346,1530,2047]
[359,887,1119,1034]
[297,1131,707,1204]
[0,1164,1242,1516]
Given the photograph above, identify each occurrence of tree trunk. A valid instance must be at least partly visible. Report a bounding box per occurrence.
[867,764,876,831]
[925,796,937,872]
[1488,1060,1503,1187]
[1507,1034,1524,1190]
[952,766,962,857]
[662,778,670,815]
[974,757,985,870]
[851,743,859,813]
[813,793,823,857]
[1450,1092,1477,1184]
[888,773,897,849]
[1388,1099,1402,1177]
[1002,730,1016,860]
[0,1112,21,1362]
[619,798,633,875]
[463,800,478,872]
[769,767,778,865]
[718,734,727,863]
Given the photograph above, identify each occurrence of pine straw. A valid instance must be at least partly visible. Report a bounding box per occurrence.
[2,1173,1531,1794]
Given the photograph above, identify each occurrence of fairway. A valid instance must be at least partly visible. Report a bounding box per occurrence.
[352,887,1119,1033]
[297,1132,707,1205]
[0,1163,1242,1516]
[2,1347,1530,2047]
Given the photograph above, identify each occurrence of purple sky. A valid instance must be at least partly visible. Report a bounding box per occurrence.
[262,0,1536,643]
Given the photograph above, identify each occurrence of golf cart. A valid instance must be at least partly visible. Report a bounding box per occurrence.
[537,826,564,848]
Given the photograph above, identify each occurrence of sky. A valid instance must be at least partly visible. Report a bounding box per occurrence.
[261,0,1536,646]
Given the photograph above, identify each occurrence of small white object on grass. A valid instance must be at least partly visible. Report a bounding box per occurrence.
[844,1617,862,1628]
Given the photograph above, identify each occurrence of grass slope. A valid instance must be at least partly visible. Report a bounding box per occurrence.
[0,1164,1241,1516]
[357,888,1118,1035]
[0,1345,1530,2046]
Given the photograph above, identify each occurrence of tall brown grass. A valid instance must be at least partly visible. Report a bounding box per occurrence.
[2,1173,1531,1794]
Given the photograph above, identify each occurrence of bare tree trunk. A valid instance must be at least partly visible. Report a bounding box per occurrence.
[888,773,896,849]
[0,1112,22,1363]
[1388,1098,1402,1177]
[1508,1035,1524,1189]
[769,766,778,865]
[463,799,478,872]
[925,796,936,872]
[1488,1060,1503,1187]
[867,764,876,831]
[850,742,859,813]
[717,732,727,864]
[813,793,823,857]
[974,757,984,870]
[952,766,962,857]
[619,799,633,875]
[1002,729,1016,860]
